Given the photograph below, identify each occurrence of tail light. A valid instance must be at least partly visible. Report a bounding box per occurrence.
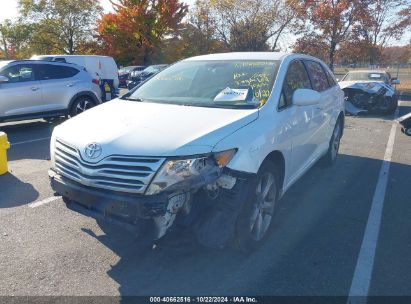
[92,79,99,85]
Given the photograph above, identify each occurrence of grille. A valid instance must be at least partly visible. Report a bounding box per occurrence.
[54,138,165,194]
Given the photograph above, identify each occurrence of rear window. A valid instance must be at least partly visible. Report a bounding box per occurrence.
[305,61,330,92]
[38,64,79,80]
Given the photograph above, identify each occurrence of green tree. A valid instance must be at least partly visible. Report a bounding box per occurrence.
[0,20,32,59]
[18,0,102,54]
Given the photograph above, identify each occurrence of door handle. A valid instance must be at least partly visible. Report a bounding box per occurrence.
[31,87,39,91]
[66,83,75,87]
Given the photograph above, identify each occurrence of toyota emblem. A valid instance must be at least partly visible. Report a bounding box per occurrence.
[84,143,102,159]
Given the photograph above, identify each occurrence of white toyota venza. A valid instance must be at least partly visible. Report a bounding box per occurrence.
[49,52,345,251]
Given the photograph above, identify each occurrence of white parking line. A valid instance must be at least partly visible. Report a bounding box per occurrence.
[10,137,51,146]
[348,110,399,298]
[29,196,61,208]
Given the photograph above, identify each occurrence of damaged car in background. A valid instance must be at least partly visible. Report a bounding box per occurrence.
[49,52,345,251]
[339,70,399,115]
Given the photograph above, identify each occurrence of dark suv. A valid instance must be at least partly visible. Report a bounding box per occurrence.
[127,64,168,90]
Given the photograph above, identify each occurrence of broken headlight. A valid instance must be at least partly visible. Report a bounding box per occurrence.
[145,149,237,195]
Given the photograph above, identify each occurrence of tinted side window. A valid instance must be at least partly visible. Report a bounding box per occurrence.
[305,61,330,92]
[38,64,79,80]
[0,64,35,83]
[281,60,311,108]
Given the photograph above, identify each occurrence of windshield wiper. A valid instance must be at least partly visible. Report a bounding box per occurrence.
[122,96,143,101]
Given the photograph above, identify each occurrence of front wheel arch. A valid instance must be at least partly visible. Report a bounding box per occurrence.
[263,150,285,196]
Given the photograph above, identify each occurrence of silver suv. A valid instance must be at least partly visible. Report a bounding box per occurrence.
[0,60,102,122]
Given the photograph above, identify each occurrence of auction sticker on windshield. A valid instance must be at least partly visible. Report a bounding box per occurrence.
[214,87,250,102]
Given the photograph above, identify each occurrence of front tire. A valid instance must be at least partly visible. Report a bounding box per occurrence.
[70,96,95,117]
[235,161,278,252]
[405,127,411,137]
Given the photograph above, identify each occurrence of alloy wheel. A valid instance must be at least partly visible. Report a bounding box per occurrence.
[249,172,276,241]
[75,99,94,115]
[331,122,341,161]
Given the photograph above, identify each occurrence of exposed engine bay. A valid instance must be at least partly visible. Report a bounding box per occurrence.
[340,82,398,115]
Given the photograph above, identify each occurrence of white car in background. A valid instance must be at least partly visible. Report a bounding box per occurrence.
[338,70,399,115]
[338,70,400,88]
[49,52,345,251]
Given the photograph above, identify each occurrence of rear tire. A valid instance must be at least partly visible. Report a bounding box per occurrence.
[62,196,71,205]
[70,96,95,117]
[235,160,279,252]
[322,118,342,166]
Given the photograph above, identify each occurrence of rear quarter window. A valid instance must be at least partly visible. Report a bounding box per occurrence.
[305,60,330,92]
[38,64,79,80]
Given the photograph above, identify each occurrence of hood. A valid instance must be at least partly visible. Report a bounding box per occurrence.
[339,81,394,96]
[54,99,258,161]
[338,80,385,89]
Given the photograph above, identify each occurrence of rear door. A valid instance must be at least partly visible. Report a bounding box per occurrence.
[37,63,81,111]
[303,60,333,154]
[0,63,42,117]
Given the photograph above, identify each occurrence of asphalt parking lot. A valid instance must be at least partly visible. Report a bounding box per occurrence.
[0,100,410,298]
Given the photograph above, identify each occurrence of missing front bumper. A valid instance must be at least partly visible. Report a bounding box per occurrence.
[49,169,169,223]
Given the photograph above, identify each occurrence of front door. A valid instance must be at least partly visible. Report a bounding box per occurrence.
[281,60,319,179]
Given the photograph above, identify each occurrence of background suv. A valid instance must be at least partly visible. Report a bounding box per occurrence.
[0,60,102,122]
[126,64,168,90]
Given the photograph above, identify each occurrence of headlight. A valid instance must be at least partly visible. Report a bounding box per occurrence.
[145,149,237,195]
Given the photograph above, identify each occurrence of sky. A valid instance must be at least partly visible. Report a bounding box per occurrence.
[0,0,195,19]
[0,0,408,48]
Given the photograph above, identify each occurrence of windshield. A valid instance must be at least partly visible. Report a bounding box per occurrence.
[119,67,135,73]
[143,66,162,74]
[126,60,280,109]
[343,72,386,82]
[0,61,11,70]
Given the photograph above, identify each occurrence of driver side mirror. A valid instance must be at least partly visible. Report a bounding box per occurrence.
[391,79,400,85]
[293,89,320,106]
[0,75,9,84]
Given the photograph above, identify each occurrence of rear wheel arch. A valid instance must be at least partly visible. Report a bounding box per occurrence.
[67,91,99,115]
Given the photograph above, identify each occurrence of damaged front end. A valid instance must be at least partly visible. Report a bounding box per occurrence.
[340,82,398,115]
[50,148,252,248]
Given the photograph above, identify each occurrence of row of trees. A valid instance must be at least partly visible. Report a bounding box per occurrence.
[0,0,410,70]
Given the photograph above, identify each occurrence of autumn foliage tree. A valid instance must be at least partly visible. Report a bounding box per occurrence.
[197,0,301,52]
[97,0,188,65]
[294,0,368,70]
